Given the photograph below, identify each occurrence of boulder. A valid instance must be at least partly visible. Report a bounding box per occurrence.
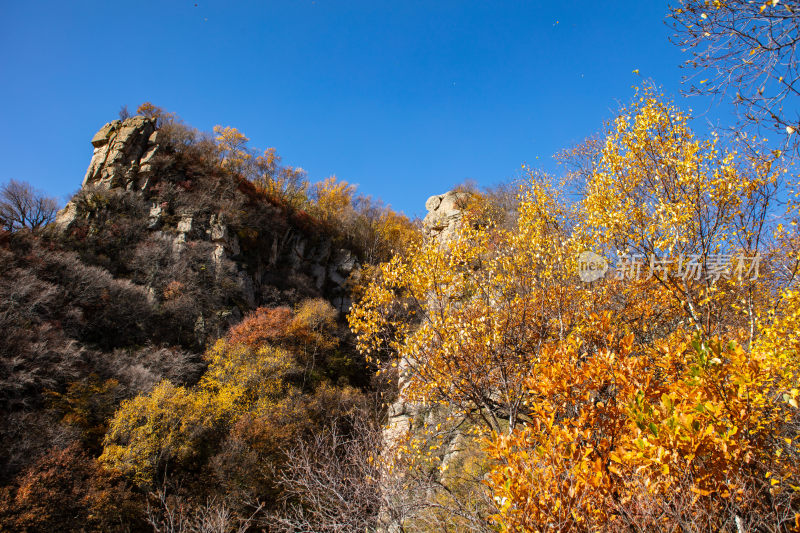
[422,190,471,239]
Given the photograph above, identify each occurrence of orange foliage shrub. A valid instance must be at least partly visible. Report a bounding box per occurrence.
[227,306,293,348]
[136,101,177,128]
[0,444,145,532]
[485,313,800,531]
[226,299,340,376]
[162,280,185,301]
[227,299,339,353]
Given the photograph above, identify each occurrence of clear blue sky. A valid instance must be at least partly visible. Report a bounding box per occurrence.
[0,1,718,218]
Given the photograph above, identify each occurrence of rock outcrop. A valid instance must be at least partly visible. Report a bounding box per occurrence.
[422,190,471,240]
[56,117,162,229]
[56,116,359,338]
[386,190,472,446]
[83,116,161,190]
[380,190,476,531]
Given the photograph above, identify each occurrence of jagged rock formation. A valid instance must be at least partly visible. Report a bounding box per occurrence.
[84,116,161,190]
[56,117,161,229]
[56,116,358,339]
[422,190,471,240]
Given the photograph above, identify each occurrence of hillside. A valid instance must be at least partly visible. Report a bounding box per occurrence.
[2,94,800,532]
[0,107,417,532]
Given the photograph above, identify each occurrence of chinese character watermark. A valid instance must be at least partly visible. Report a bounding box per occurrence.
[577,252,761,283]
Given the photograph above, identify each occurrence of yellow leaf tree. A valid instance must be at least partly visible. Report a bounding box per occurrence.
[349,88,800,531]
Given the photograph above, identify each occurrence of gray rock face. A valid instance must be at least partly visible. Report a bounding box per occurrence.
[82,116,160,190]
[53,201,78,229]
[383,355,417,448]
[209,215,241,258]
[172,215,194,252]
[148,203,164,229]
[422,190,471,239]
[176,214,193,234]
[55,116,162,231]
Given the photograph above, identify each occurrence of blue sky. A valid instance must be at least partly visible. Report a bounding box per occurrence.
[0,1,719,217]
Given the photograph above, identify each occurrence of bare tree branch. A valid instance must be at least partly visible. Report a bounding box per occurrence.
[0,179,58,232]
[670,0,800,152]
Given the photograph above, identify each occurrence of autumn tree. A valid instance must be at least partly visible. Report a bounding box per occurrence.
[579,87,783,340]
[350,173,579,436]
[214,125,254,176]
[226,299,340,378]
[492,90,799,529]
[209,123,417,260]
[485,315,800,531]
[670,0,800,151]
[308,176,419,261]
[100,338,297,487]
[0,444,145,532]
[100,297,368,523]
[312,176,356,224]
[253,147,309,208]
[226,306,294,348]
[350,88,800,531]
[210,125,312,209]
[136,102,177,128]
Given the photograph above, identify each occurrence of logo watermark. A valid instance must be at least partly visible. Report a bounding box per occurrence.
[577,252,761,283]
[578,251,609,282]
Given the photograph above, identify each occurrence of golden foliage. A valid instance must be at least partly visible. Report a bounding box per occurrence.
[100,340,295,486]
[312,176,356,224]
[100,380,215,486]
[485,317,799,530]
[213,125,253,175]
[349,88,800,531]
[100,298,348,489]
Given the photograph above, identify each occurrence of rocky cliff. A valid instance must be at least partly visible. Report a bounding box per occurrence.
[56,116,359,345]
[0,112,383,521]
[83,116,161,190]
